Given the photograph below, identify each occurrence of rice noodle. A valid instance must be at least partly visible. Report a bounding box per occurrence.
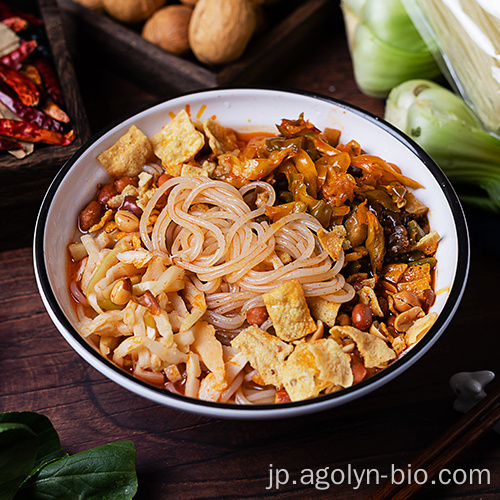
[142,177,353,329]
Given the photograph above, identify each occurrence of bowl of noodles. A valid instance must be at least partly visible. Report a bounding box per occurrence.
[33,88,469,419]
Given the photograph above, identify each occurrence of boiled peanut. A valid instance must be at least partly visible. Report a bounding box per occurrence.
[115,210,140,233]
[246,306,268,326]
[110,278,132,305]
[337,313,351,326]
[352,303,372,331]
[421,289,436,310]
[157,173,173,186]
[135,290,161,315]
[394,306,424,332]
[350,353,367,384]
[115,176,138,193]
[393,291,421,313]
[121,196,143,217]
[79,201,103,231]
[98,183,118,207]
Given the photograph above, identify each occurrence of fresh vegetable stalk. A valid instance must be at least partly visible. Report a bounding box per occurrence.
[340,0,442,98]
[385,79,500,212]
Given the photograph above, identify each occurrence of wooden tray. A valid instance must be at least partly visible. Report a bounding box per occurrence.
[58,0,335,96]
[0,0,91,209]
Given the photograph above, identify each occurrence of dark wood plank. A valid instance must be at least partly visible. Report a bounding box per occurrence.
[57,0,334,96]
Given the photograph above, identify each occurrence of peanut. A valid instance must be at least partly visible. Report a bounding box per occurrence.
[393,291,421,313]
[157,173,173,186]
[79,201,103,231]
[98,183,118,207]
[422,289,436,310]
[394,306,424,332]
[115,176,138,193]
[110,278,132,305]
[352,303,372,331]
[135,290,161,315]
[337,313,351,326]
[115,210,140,233]
[121,196,142,217]
[246,306,268,326]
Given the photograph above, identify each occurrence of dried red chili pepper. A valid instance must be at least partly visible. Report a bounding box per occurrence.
[1,16,28,32]
[0,40,37,71]
[0,61,40,106]
[20,64,42,86]
[33,55,63,107]
[0,118,74,145]
[0,136,22,150]
[20,65,69,124]
[0,3,42,27]
[0,80,64,133]
[41,95,69,123]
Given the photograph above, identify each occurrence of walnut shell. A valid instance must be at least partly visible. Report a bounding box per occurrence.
[188,0,256,65]
[142,5,193,55]
[103,0,165,23]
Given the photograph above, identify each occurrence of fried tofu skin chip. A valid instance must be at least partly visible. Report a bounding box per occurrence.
[317,226,346,261]
[330,326,396,369]
[98,125,153,178]
[203,118,239,155]
[231,325,293,388]
[150,109,205,176]
[263,280,317,341]
[282,339,353,402]
[307,296,341,328]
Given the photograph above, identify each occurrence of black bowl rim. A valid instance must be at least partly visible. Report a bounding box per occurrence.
[33,86,470,416]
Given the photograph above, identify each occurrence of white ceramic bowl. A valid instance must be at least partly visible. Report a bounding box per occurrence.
[34,88,469,419]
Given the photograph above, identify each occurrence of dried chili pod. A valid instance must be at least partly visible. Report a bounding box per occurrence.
[0,61,40,106]
[20,64,69,124]
[20,64,41,86]
[0,118,74,145]
[0,40,37,70]
[33,54,63,107]
[1,16,28,32]
[0,79,64,133]
[41,95,69,123]
[0,136,22,150]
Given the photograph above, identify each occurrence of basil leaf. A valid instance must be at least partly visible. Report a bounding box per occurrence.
[0,423,38,500]
[0,411,67,476]
[16,440,138,500]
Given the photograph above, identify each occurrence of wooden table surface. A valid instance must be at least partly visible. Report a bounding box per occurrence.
[1,4,499,498]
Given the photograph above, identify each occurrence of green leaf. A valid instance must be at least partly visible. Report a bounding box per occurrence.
[0,423,38,500]
[0,411,68,478]
[16,441,138,500]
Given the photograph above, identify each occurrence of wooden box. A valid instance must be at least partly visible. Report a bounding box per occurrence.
[0,0,91,209]
[58,0,336,96]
